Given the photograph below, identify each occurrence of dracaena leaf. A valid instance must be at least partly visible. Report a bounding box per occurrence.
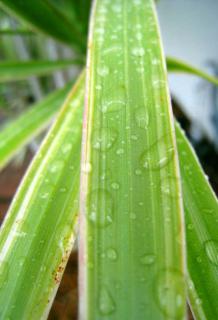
[79,1,186,319]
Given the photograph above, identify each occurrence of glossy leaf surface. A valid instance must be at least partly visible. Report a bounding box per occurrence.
[79,1,186,319]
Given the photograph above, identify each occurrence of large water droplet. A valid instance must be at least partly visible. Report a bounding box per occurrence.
[154,269,185,318]
[92,127,118,151]
[134,107,149,129]
[204,240,218,266]
[140,138,174,170]
[140,254,156,265]
[101,100,125,113]
[88,189,114,227]
[99,286,116,315]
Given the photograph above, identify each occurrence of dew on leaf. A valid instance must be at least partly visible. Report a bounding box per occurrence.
[154,269,185,318]
[88,189,114,227]
[140,138,174,170]
[106,248,118,261]
[204,240,218,267]
[134,107,149,129]
[92,127,118,151]
[140,254,156,265]
[98,286,116,315]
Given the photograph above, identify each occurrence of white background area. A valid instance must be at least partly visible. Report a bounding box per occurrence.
[157,0,218,143]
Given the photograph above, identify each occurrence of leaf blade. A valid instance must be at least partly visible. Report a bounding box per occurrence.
[166,57,218,86]
[0,60,83,82]
[0,0,86,51]
[79,1,186,319]
[176,123,218,320]
[0,82,72,170]
[0,72,85,319]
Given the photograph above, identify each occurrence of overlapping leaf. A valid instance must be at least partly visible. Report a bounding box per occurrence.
[176,123,218,320]
[0,82,72,170]
[0,0,86,51]
[0,72,84,319]
[0,60,82,82]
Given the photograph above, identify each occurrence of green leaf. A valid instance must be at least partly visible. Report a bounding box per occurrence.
[0,28,35,35]
[0,72,85,319]
[0,0,86,51]
[176,122,218,320]
[0,60,83,82]
[0,82,72,170]
[79,1,186,319]
[166,57,218,86]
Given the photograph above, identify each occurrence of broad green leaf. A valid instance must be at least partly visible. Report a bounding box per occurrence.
[176,123,218,320]
[79,1,186,319]
[0,72,84,319]
[166,57,218,86]
[0,0,86,51]
[0,60,83,82]
[0,82,72,170]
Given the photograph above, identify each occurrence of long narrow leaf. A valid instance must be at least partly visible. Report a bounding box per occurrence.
[79,1,186,319]
[0,0,86,51]
[0,72,84,319]
[0,82,72,170]
[166,57,218,86]
[176,123,218,320]
[0,60,83,82]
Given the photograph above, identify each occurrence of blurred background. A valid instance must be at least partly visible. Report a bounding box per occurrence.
[0,0,217,319]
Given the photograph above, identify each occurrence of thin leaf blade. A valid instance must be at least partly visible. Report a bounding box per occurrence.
[167,57,218,86]
[0,83,72,170]
[0,60,83,82]
[0,0,86,51]
[0,72,85,319]
[176,123,218,320]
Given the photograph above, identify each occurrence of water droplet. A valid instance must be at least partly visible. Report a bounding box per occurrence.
[132,47,145,57]
[155,269,185,318]
[92,127,118,151]
[101,100,125,113]
[111,182,120,190]
[134,107,149,129]
[140,254,156,265]
[116,148,124,155]
[59,187,67,193]
[97,66,109,77]
[161,176,181,199]
[88,189,114,227]
[0,261,9,289]
[40,192,49,199]
[140,138,174,170]
[106,248,118,261]
[135,169,142,176]
[204,240,218,266]
[130,212,137,220]
[82,162,92,173]
[49,160,63,173]
[99,286,116,315]
[62,143,72,154]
